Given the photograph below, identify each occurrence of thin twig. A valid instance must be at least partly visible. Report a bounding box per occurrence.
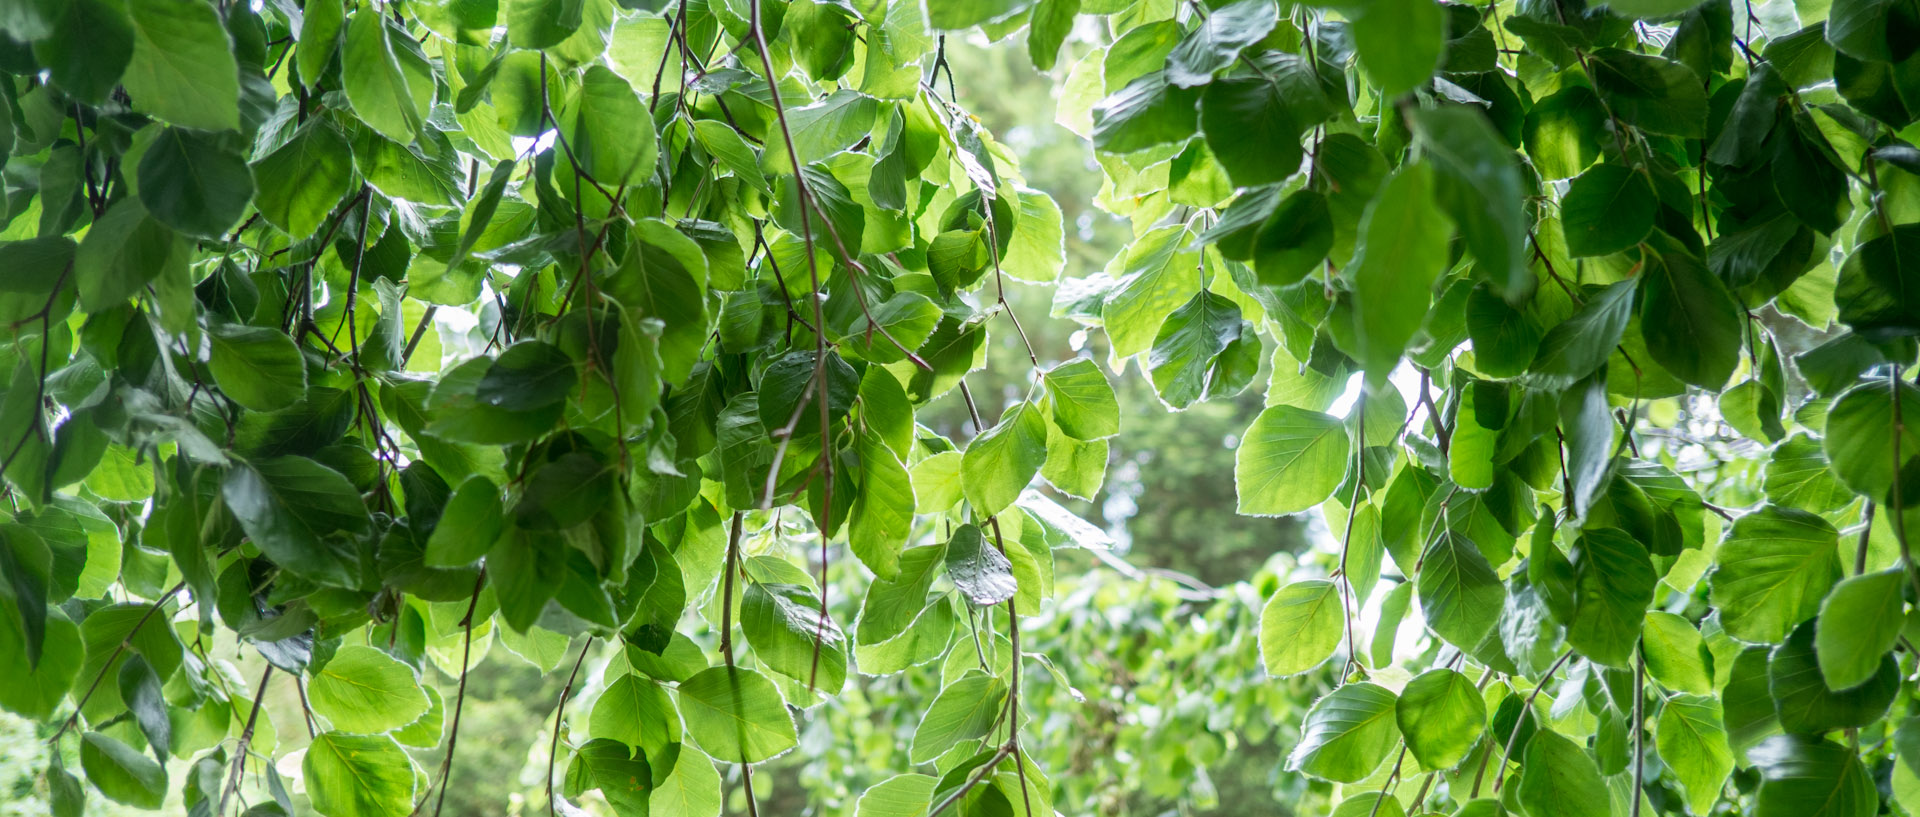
[417,569,486,817]
[218,666,275,817]
[1629,641,1646,817]
[49,581,186,744]
[719,512,761,817]
[546,636,595,817]
[925,742,1016,817]
[1488,651,1576,795]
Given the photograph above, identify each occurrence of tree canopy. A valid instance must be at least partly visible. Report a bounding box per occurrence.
[0,0,1917,815]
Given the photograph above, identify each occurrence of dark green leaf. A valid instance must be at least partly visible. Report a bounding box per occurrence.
[1560,164,1655,258]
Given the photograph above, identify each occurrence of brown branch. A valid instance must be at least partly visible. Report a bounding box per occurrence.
[218,665,275,817]
[718,511,760,817]
[546,636,594,817]
[1337,391,1367,677]
[416,568,486,817]
[925,742,1016,817]
[1487,651,1576,795]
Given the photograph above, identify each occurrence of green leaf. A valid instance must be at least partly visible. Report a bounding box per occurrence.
[1836,225,1920,342]
[675,666,797,764]
[252,120,355,240]
[117,655,171,763]
[1102,224,1202,358]
[304,732,416,817]
[910,670,1009,763]
[1589,49,1709,137]
[1028,0,1079,71]
[342,10,431,144]
[1725,646,1784,752]
[1417,532,1505,650]
[925,0,1032,29]
[350,127,464,207]
[1091,72,1201,154]
[1234,405,1349,516]
[425,475,504,567]
[1352,0,1445,97]
[590,674,680,755]
[393,685,444,748]
[1528,280,1635,389]
[1003,186,1066,283]
[1764,433,1853,514]
[477,341,577,412]
[1247,190,1335,288]
[222,456,369,587]
[857,541,948,646]
[298,0,345,87]
[1332,794,1406,817]
[309,645,430,734]
[1769,619,1897,733]
[1167,0,1279,87]
[742,581,849,693]
[1657,695,1735,816]
[0,526,48,671]
[1824,379,1920,500]
[856,773,939,817]
[74,197,177,312]
[1040,418,1109,500]
[80,732,167,809]
[961,403,1048,517]
[767,89,877,174]
[1559,526,1657,669]
[1816,568,1906,690]
[945,524,1017,607]
[850,436,915,580]
[1560,164,1655,258]
[610,221,710,383]
[1826,0,1906,61]
[1639,236,1744,390]
[1043,359,1120,441]
[1147,290,1250,410]
[1517,730,1609,817]
[1346,161,1449,379]
[1395,668,1487,769]
[1286,682,1400,783]
[1641,611,1713,695]
[694,119,769,196]
[1748,735,1879,817]
[650,744,722,817]
[1197,83,1302,192]
[756,350,859,437]
[0,607,80,720]
[1258,579,1345,677]
[1710,506,1841,644]
[208,324,307,412]
[123,0,239,131]
[508,0,584,49]
[47,759,84,817]
[1608,0,1713,17]
[566,739,650,816]
[562,65,658,186]
[36,0,132,104]
[137,126,254,239]
[1449,382,1499,491]
[1413,106,1529,296]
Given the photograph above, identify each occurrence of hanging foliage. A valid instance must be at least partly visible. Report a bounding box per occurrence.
[0,0,1915,815]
